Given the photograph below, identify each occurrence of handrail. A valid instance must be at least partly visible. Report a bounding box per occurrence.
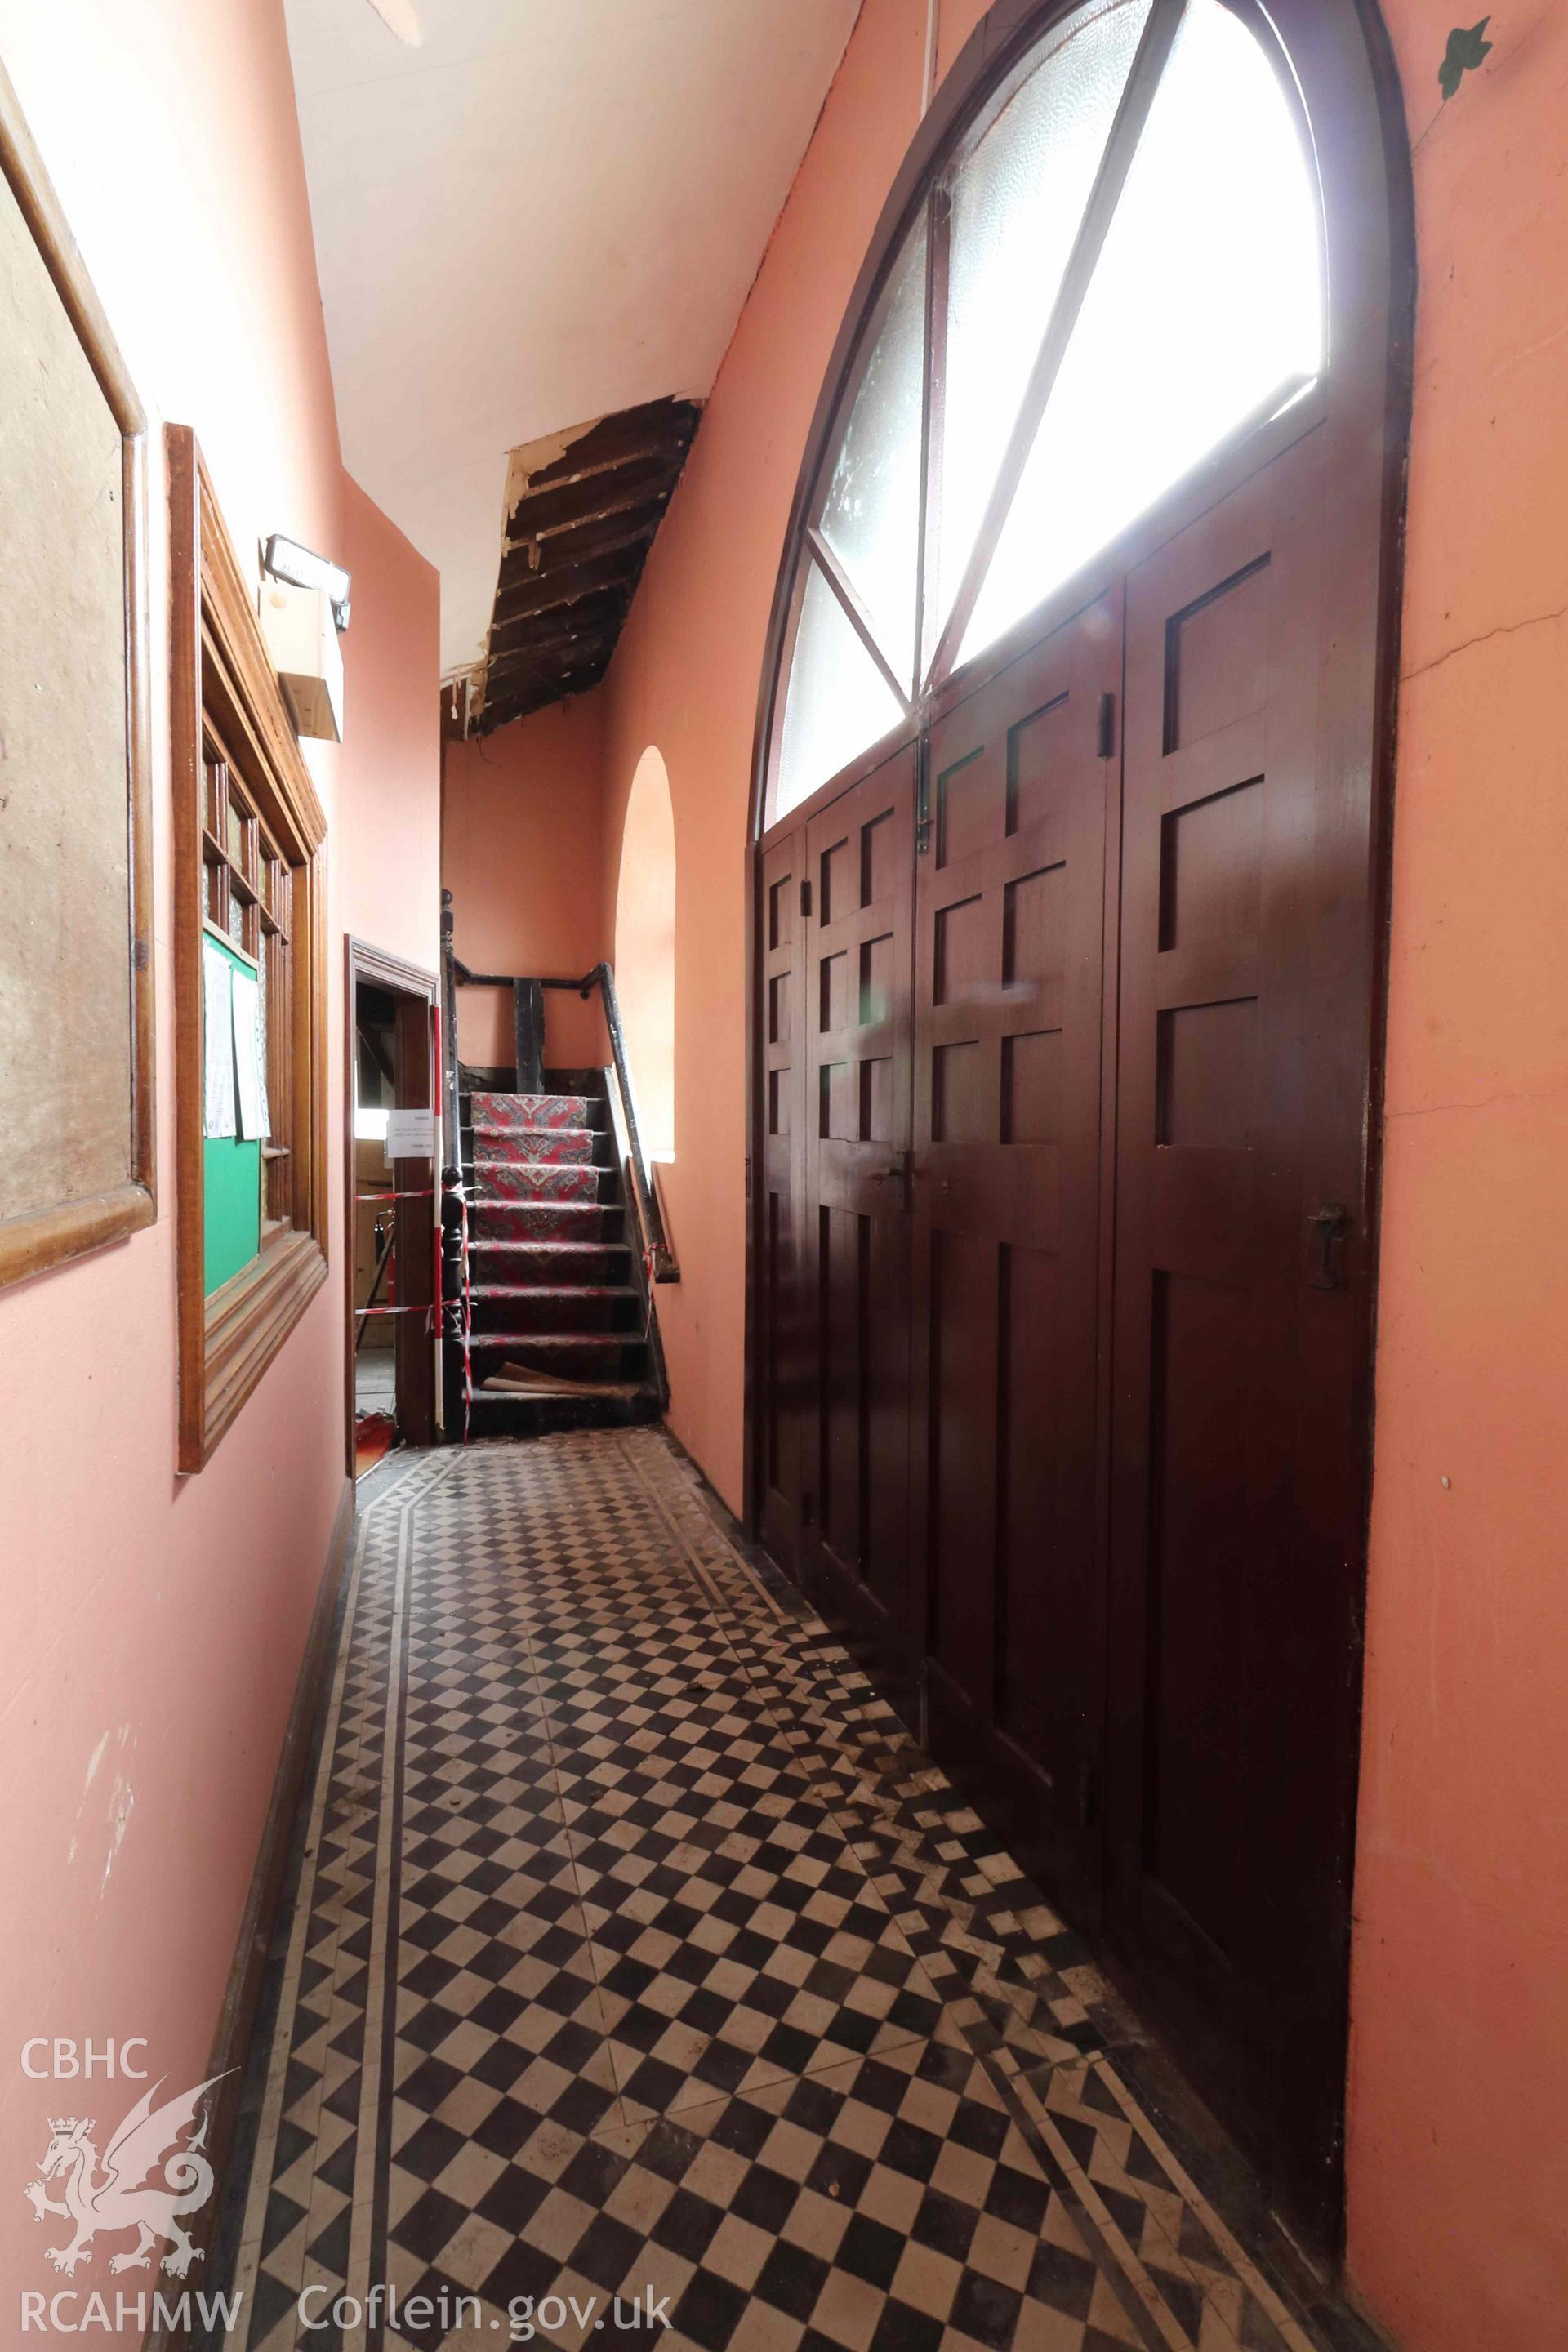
[437,894,471,1428]
[443,926,678,1285]
[591,958,678,1285]
[451,960,600,992]
[439,893,462,1170]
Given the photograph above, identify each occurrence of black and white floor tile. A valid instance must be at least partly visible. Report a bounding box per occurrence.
[210,1433,1352,2352]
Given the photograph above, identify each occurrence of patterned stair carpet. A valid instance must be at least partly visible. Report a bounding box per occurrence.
[207,1434,1353,2352]
[463,1088,654,1430]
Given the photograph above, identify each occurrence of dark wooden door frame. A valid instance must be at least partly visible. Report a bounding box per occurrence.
[742,0,1414,2261]
[344,938,440,1471]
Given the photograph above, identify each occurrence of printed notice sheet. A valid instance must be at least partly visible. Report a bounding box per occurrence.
[231,964,270,1141]
[203,937,236,1138]
[385,1107,436,1159]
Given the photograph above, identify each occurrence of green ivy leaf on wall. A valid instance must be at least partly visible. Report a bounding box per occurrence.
[1438,18,1493,101]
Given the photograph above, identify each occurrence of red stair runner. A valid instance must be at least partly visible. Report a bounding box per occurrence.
[461,1085,651,1418]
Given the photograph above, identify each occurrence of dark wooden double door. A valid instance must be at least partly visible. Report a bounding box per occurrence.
[756,434,1371,2242]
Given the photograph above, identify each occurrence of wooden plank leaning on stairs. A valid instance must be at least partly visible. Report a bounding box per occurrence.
[483,1362,644,1400]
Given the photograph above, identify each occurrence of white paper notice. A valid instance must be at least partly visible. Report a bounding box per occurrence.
[231,965,270,1141]
[385,1107,436,1160]
[203,938,236,1138]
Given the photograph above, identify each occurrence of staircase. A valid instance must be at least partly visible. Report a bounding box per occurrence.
[458,1074,659,1436]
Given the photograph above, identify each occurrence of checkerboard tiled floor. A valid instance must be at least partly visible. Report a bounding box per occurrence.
[207,1433,1355,2352]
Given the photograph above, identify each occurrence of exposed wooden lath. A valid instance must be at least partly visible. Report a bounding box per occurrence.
[474,394,701,733]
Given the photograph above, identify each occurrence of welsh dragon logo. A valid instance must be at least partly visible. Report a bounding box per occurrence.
[24,2074,228,2278]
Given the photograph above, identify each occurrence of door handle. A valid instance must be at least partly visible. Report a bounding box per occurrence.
[867,1148,913,1210]
[1306,1205,1349,1290]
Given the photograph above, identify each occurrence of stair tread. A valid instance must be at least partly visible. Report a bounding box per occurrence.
[468,1090,593,1108]
[470,1254,628,1276]
[473,1158,601,1173]
[472,1125,596,1139]
[470,1240,627,1254]
[469,1334,643,1353]
[479,1375,646,1397]
[471,1173,604,1194]
[470,1284,638,1300]
[466,1388,657,1416]
[473,1198,607,1211]
[466,1098,601,1130]
[472,1207,618,1227]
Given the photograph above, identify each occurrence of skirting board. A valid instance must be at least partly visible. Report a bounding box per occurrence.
[144,1473,355,2352]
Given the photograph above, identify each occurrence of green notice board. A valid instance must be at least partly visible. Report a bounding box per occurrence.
[203,925,262,1294]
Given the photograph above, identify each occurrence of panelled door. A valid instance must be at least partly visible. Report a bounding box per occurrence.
[911,595,1120,1915]
[755,828,808,1568]
[800,749,918,1699]
[1105,430,1368,2231]
[748,0,1400,2252]
[753,430,1377,2234]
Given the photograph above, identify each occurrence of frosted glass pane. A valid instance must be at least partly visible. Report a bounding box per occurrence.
[820,218,928,690]
[964,0,1323,664]
[775,561,902,818]
[936,0,1152,640]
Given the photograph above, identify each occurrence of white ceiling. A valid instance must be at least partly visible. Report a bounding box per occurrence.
[284,0,862,678]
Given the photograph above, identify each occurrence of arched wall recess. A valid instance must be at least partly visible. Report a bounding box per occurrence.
[746,0,1413,2258]
[615,747,677,1162]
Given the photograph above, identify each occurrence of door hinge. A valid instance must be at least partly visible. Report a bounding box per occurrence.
[1078,1757,1101,1829]
[1097,691,1117,760]
[915,737,933,855]
[800,877,812,920]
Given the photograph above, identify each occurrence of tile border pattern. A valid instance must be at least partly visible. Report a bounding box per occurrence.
[212,1433,1338,2352]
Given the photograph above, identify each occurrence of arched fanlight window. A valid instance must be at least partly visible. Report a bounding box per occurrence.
[770,0,1324,822]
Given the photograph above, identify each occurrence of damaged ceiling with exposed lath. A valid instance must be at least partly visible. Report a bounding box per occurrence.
[476,395,701,733]
[283,0,861,718]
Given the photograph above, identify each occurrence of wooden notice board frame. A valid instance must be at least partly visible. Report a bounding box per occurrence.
[169,426,329,1471]
[0,59,155,1291]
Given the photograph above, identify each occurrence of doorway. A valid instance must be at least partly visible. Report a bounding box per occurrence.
[745,0,1411,2250]
[345,940,439,1472]
[756,431,1377,2239]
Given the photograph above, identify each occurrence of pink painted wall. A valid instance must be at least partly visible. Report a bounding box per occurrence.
[1344,6,1568,2346]
[341,477,442,974]
[442,695,610,1073]
[0,0,440,2325]
[594,0,1568,2342]
[2,0,1554,2340]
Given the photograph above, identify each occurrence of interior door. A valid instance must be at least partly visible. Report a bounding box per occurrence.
[801,747,917,1700]
[751,430,1380,2247]
[1105,429,1368,2235]
[755,829,808,1569]
[911,595,1120,1913]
